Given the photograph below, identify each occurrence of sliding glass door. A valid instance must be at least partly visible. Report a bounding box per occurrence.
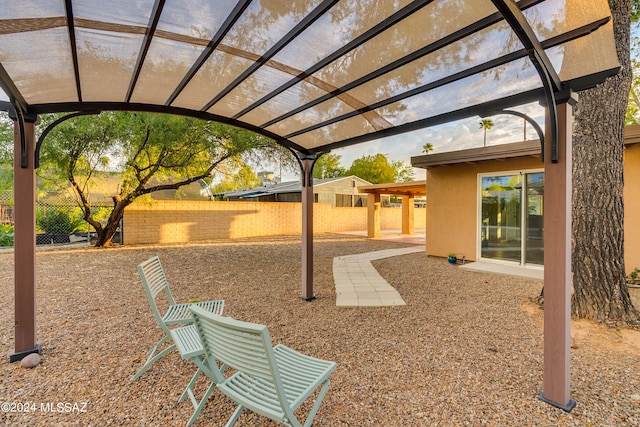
[524,173,544,265]
[479,171,543,266]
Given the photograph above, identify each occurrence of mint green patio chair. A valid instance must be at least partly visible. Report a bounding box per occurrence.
[131,256,224,381]
[170,324,226,426]
[190,306,337,427]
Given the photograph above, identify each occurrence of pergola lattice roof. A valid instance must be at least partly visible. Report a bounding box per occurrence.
[0,0,620,155]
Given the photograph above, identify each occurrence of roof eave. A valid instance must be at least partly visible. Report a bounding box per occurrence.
[412,140,541,169]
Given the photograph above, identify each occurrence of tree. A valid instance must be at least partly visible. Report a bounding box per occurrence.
[313,153,345,179]
[626,59,640,124]
[345,153,413,184]
[38,112,279,247]
[391,159,414,182]
[479,119,494,147]
[570,0,639,325]
[0,117,13,192]
[422,143,434,154]
[210,163,261,194]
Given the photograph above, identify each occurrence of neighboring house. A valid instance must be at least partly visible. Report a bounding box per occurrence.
[216,176,374,207]
[411,125,640,275]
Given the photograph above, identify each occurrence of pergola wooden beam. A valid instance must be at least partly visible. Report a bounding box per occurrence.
[358,181,426,238]
[10,117,40,362]
[539,93,577,411]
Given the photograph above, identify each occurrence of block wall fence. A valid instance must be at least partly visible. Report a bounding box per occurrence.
[123,200,426,245]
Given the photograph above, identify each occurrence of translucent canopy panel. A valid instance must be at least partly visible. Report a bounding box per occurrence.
[0,0,619,154]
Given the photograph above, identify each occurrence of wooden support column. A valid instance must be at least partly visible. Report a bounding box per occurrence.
[367,193,381,238]
[401,194,414,235]
[300,155,316,301]
[539,94,577,411]
[11,116,40,362]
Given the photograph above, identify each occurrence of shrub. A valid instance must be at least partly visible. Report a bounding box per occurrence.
[37,209,84,235]
[0,224,13,246]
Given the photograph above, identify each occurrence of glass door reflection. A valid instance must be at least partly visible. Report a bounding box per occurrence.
[525,173,544,265]
[480,174,522,263]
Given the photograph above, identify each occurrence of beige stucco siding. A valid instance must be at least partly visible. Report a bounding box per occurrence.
[625,142,640,274]
[426,156,542,261]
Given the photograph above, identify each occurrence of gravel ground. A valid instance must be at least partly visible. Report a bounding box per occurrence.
[0,234,639,426]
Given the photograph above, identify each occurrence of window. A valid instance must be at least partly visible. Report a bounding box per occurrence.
[479,171,544,266]
[335,194,352,207]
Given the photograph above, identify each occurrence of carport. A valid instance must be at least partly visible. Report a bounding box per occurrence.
[0,0,621,411]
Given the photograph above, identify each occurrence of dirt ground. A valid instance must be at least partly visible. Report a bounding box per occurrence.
[0,235,639,426]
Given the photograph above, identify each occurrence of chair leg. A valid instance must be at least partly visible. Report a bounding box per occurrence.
[130,336,175,381]
[225,405,245,427]
[181,356,223,426]
[303,379,331,427]
[179,367,202,402]
[185,380,217,427]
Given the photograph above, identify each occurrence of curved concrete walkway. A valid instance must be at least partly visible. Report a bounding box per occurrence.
[333,246,424,307]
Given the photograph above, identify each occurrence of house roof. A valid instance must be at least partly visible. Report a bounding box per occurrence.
[218,175,371,199]
[625,124,640,146]
[0,1,619,158]
[413,124,640,169]
[412,140,541,168]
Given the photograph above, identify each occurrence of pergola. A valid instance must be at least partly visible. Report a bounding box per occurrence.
[0,0,620,412]
[357,180,426,238]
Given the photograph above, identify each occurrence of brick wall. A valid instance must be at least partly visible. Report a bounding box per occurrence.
[123,200,425,245]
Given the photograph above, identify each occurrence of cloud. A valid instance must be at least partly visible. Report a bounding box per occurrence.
[326,102,545,181]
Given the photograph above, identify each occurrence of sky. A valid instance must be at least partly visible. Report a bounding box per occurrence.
[325,102,544,181]
[277,101,545,182]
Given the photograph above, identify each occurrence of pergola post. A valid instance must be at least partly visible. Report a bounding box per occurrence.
[10,116,40,362]
[401,194,414,235]
[367,193,381,238]
[300,155,317,301]
[539,93,577,411]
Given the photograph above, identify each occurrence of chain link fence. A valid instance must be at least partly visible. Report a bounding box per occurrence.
[0,190,121,248]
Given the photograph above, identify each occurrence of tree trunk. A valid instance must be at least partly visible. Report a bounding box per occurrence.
[94,200,129,247]
[571,0,639,325]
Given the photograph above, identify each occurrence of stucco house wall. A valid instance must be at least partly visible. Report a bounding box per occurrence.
[425,156,541,261]
[624,131,640,273]
[415,126,640,274]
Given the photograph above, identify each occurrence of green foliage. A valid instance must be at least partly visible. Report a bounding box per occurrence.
[0,118,13,192]
[36,111,283,246]
[627,60,640,125]
[211,163,261,193]
[0,163,12,193]
[479,119,494,146]
[422,143,434,154]
[313,153,345,179]
[627,267,640,284]
[479,119,494,130]
[391,159,414,182]
[37,208,85,235]
[345,153,412,184]
[0,224,13,246]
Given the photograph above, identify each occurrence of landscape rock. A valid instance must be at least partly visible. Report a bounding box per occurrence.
[20,353,40,368]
